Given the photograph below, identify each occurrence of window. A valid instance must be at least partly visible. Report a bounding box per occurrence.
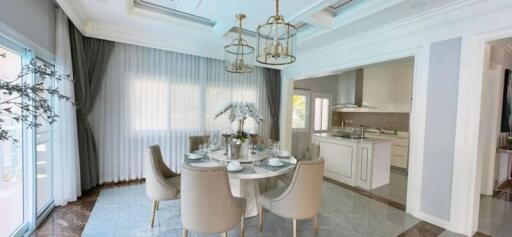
[0,41,24,237]
[0,36,55,237]
[313,95,331,132]
[292,90,310,131]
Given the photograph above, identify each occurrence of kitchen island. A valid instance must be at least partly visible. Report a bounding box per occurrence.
[312,133,392,190]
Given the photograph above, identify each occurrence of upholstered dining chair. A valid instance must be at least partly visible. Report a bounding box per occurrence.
[145,145,181,228]
[279,143,320,186]
[181,163,245,237]
[189,135,210,152]
[309,143,320,160]
[259,159,325,237]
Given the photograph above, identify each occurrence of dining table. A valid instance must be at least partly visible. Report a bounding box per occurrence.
[183,148,297,218]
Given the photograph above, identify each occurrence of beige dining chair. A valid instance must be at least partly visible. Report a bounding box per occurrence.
[279,143,320,186]
[181,163,246,237]
[259,159,325,237]
[145,145,181,228]
[189,135,210,152]
[309,143,320,161]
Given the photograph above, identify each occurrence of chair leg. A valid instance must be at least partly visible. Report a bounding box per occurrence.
[156,200,160,210]
[150,200,157,228]
[313,215,318,236]
[240,212,245,237]
[292,219,297,237]
[258,206,263,232]
[182,229,188,237]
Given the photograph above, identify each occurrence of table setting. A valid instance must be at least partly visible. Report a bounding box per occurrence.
[182,102,297,217]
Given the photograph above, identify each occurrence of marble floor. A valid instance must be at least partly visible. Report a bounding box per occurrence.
[478,196,512,237]
[34,179,494,237]
[82,181,420,237]
[371,169,408,207]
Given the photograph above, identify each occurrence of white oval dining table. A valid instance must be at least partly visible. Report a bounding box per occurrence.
[184,149,297,218]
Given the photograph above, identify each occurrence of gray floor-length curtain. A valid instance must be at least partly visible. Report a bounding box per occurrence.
[264,68,281,141]
[68,21,115,190]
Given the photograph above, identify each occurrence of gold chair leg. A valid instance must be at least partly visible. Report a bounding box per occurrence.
[258,206,263,232]
[240,212,245,237]
[150,200,157,228]
[313,215,318,236]
[182,229,188,237]
[292,219,297,237]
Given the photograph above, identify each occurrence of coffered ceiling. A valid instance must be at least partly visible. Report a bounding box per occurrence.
[56,0,463,68]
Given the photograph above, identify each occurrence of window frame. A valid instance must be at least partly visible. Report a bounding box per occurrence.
[292,89,311,133]
[311,93,332,133]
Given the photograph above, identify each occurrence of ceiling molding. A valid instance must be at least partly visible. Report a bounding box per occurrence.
[84,22,225,60]
[304,11,334,29]
[132,0,215,27]
[56,0,88,31]
[288,0,340,24]
[283,0,489,77]
[212,22,232,38]
[298,0,408,44]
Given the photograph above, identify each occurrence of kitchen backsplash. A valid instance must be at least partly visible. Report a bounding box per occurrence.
[332,112,410,131]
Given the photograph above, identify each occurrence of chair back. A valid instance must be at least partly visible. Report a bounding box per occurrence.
[310,143,320,160]
[273,159,324,219]
[145,145,178,200]
[180,163,241,233]
[189,135,210,152]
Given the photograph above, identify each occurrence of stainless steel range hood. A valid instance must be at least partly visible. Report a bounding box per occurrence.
[332,69,378,112]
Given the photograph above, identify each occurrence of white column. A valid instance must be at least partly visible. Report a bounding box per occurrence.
[280,77,294,152]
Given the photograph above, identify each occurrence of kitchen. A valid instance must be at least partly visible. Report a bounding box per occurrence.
[291,57,413,207]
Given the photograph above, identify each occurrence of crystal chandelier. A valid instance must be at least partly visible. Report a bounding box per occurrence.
[224,14,255,73]
[256,0,297,65]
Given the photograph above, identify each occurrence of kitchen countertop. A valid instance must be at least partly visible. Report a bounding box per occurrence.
[312,133,391,144]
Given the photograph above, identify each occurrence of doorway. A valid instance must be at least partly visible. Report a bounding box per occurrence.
[477,37,512,236]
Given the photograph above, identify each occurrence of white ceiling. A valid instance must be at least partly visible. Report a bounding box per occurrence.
[56,0,463,68]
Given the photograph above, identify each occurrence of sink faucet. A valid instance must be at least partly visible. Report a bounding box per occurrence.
[377,128,385,134]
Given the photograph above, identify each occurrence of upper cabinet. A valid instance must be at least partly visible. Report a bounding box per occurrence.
[362,59,414,113]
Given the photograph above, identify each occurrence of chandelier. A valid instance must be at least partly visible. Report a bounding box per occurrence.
[256,0,297,65]
[224,14,255,73]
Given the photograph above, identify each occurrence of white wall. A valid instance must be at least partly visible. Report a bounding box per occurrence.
[0,0,56,61]
[280,0,512,235]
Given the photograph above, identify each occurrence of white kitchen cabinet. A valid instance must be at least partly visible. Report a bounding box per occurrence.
[362,59,413,113]
[319,140,358,185]
[356,142,391,190]
[313,134,391,190]
[365,132,409,170]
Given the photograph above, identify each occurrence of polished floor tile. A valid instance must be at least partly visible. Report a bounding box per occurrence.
[478,196,512,237]
[371,169,408,206]
[82,181,420,237]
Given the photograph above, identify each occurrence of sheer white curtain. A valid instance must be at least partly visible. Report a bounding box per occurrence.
[89,43,270,183]
[53,8,81,205]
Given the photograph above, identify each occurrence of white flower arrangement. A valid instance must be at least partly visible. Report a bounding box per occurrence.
[214,102,263,142]
[214,102,263,123]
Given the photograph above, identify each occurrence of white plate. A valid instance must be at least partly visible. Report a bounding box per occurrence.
[227,165,243,172]
[187,153,203,160]
[191,162,220,168]
[268,161,284,167]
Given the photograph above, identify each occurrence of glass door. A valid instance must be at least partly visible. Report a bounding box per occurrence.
[35,59,53,217]
[0,38,26,237]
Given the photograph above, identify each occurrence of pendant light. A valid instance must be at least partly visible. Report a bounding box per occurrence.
[224,14,255,73]
[256,0,297,65]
